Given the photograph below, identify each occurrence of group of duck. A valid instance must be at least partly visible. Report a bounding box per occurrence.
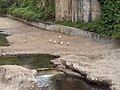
[49,36,70,46]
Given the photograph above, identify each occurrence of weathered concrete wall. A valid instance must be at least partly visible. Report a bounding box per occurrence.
[56,0,101,22]
[7,15,114,44]
[55,0,72,20]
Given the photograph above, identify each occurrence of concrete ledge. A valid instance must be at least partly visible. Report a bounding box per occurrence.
[6,15,119,45]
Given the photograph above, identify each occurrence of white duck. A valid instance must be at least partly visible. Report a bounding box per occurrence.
[59,41,63,45]
[49,39,52,42]
[24,39,27,42]
[53,40,57,44]
[58,36,61,39]
[67,41,70,46]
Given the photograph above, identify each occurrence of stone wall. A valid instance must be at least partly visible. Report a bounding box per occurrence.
[55,0,72,20]
[7,15,114,44]
[55,0,101,22]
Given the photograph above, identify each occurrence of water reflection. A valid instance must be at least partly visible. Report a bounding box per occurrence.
[0,54,56,69]
[0,33,9,46]
[36,73,110,90]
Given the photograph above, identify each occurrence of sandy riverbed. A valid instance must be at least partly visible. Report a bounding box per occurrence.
[0,17,120,90]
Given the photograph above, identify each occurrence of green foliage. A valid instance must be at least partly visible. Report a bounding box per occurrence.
[56,19,105,35]
[0,0,16,14]
[0,0,55,20]
[7,0,55,21]
[100,0,120,38]
[55,20,76,27]
[9,8,39,21]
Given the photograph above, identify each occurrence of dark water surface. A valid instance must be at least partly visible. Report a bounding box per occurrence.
[0,54,56,69]
[50,75,110,90]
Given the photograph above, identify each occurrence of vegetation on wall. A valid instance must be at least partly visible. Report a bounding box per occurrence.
[8,0,55,21]
[0,0,55,21]
[0,0,13,14]
[56,0,120,38]
[0,0,119,38]
[55,19,104,35]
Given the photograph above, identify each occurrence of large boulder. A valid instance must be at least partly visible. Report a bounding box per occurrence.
[0,65,38,90]
[51,54,120,90]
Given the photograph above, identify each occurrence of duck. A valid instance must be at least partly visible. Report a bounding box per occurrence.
[58,36,61,39]
[24,39,27,42]
[67,41,70,46]
[53,40,57,44]
[59,41,63,45]
[49,39,52,42]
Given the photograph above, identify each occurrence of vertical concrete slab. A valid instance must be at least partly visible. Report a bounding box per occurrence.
[55,0,101,22]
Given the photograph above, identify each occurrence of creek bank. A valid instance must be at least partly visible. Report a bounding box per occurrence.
[0,65,38,90]
[51,54,120,90]
[51,55,112,86]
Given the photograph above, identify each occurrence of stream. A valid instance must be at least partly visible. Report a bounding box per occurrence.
[0,54,110,90]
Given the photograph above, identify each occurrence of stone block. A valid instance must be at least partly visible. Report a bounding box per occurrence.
[91,2,101,12]
[38,22,46,29]
[83,11,90,22]
[59,25,70,35]
[91,11,101,20]
[47,25,60,31]
[83,2,90,12]
[69,27,81,36]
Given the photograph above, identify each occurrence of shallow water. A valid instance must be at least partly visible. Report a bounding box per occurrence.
[0,33,9,46]
[0,54,56,69]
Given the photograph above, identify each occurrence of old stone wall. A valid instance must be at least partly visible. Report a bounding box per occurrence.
[55,0,72,20]
[55,0,101,22]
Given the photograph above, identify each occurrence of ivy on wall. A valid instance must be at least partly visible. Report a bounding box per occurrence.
[99,0,120,38]
[0,0,12,14]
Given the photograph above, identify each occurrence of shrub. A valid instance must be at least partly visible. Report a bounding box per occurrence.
[8,0,55,21]
[100,0,120,38]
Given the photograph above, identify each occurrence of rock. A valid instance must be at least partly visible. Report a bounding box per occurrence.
[0,65,38,90]
[51,54,120,90]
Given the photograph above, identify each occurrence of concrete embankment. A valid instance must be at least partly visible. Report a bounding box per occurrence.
[7,15,117,45]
